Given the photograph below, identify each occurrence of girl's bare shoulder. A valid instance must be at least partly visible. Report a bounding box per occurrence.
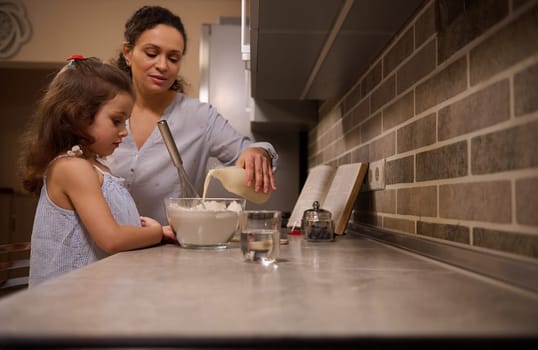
[48,156,99,185]
[46,156,102,209]
[50,155,93,171]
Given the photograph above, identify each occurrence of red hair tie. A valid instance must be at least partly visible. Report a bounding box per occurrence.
[66,54,85,66]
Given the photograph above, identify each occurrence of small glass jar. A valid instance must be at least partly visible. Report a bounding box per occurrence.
[301,201,335,241]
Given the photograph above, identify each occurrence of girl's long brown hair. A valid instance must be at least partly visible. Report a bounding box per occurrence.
[17,57,134,195]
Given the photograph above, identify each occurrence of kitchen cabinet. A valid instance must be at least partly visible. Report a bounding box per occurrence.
[0,231,536,348]
[250,0,425,100]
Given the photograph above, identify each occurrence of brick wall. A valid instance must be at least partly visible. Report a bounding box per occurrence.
[308,0,538,260]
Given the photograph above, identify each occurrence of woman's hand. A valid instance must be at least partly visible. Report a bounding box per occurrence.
[236,147,277,193]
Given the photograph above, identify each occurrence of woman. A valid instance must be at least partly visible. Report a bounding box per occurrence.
[107,6,278,224]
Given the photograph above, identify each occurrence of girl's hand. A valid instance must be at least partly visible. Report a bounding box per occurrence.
[236,147,277,193]
[162,225,178,244]
[140,216,161,228]
[141,217,177,245]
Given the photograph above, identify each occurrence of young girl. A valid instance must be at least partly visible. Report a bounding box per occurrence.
[18,55,176,286]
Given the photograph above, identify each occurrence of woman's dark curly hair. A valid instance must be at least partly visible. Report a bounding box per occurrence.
[18,57,134,195]
[116,6,188,92]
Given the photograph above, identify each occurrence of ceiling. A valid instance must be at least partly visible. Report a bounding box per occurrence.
[250,0,425,101]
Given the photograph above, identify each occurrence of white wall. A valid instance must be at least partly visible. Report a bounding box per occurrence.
[5,0,242,97]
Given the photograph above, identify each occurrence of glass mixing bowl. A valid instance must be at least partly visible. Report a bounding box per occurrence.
[164,197,245,249]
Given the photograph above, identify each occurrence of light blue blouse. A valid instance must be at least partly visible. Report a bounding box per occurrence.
[29,170,140,286]
[105,93,278,224]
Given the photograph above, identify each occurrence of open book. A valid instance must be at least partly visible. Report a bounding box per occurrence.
[288,162,368,235]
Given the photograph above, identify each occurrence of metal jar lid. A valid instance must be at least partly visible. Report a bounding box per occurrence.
[302,201,332,223]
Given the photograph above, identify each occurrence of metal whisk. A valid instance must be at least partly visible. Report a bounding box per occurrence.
[157,120,200,198]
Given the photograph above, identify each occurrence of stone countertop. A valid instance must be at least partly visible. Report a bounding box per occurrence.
[0,233,537,347]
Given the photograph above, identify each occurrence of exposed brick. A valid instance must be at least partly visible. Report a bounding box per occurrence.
[355,212,382,227]
[516,177,538,226]
[471,120,538,174]
[315,124,325,140]
[415,2,437,48]
[337,152,351,166]
[371,75,396,113]
[330,122,346,142]
[308,127,317,141]
[386,156,414,185]
[327,142,337,161]
[310,129,321,147]
[397,39,437,94]
[416,56,467,113]
[318,119,331,137]
[326,158,337,168]
[360,113,382,143]
[397,113,436,153]
[437,0,465,29]
[344,126,361,151]
[361,62,382,98]
[336,156,344,167]
[384,217,416,234]
[372,189,397,214]
[416,141,468,181]
[351,99,370,125]
[513,0,532,9]
[438,79,510,141]
[514,61,538,116]
[342,111,355,132]
[359,171,368,190]
[351,144,369,163]
[319,107,341,131]
[370,132,396,161]
[334,137,345,156]
[319,98,339,118]
[343,82,362,115]
[332,122,344,140]
[384,28,414,78]
[382,91,414,131]
[354,191,372,212]
[319,133,328,149]
[322,147,332,163]
[317,133,326,150]
[470,3,538,85]
[417,221,470,244]
[309,136,319,153]
[308,134,316,150]
[439,181,511,223]
[310,154,322,167]
[473,227,538,259]
[438,0,508,63]
[397,186,437,217]
[308,148,317,160]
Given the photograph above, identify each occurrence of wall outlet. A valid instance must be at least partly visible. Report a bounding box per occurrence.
[367,159,385,191]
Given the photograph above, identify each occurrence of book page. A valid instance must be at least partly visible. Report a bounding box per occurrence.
[287,164,336,230]
[322,163,368,234]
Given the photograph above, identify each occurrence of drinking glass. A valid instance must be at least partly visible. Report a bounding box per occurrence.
[240,210,281,264]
